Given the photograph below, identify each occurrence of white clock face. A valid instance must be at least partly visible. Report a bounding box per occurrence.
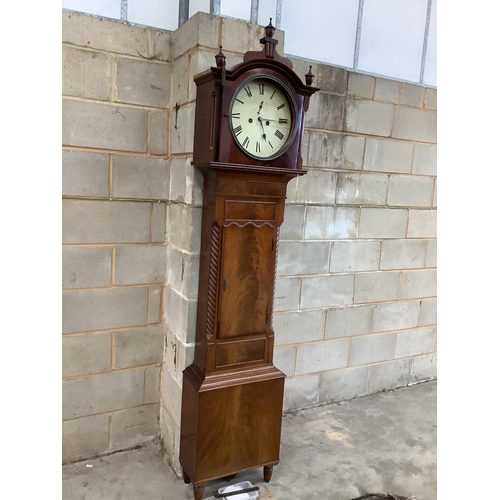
[229,77,296,160]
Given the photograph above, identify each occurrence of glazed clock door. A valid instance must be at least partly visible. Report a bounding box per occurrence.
[216,216,275,370]
[229,76,297,161]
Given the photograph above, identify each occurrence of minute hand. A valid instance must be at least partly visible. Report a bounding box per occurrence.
[261,117,289,123]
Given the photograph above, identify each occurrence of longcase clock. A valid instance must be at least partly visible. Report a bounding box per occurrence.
[179,20,319,500]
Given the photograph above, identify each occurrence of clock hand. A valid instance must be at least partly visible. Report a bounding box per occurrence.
[257,116,267,139]
[260,117,287,123]
[257,100,264,115]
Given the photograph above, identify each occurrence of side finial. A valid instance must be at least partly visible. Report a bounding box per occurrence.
[215,45,226,68]
[305,65,315,85]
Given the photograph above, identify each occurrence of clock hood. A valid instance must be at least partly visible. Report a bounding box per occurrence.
[192,18,320,172]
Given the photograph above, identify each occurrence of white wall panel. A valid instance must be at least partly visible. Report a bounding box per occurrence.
[189,0,211,18]
[281,0,359,68]
[128,0,179,30]
[358,0,427,83]
[423,0,437,87]
[221,0,252,21]
[258,0,278,27]
[62,0,121,19]
[62,0,436,87]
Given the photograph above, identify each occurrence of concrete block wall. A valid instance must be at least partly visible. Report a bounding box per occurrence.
[276,65,437,411]
[62,11,437,469]
[62,11,171,463]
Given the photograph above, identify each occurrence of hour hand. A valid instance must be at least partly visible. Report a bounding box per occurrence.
[258,116,266,139]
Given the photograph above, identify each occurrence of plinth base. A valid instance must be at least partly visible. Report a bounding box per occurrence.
[180,364,285,498]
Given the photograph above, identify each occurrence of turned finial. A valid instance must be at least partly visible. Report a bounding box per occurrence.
[215,45,226,68]
[305,65,315,85]
[260,18,278,58]
[265,18,275,38]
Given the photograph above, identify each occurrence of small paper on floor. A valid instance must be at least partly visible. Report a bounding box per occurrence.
[218,480,258,499]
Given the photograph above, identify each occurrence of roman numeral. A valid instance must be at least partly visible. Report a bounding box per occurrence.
[233,125,243,136]
[270,90,276,100]
[231,113,240,119]
[268,141,274,150]
[275,130,284,140]
[259,83,265,95]
[279,118,288,124]
[256,141,261,153]
[242,136,250,148]
[244,85,252,97]
[235,98,244,104]
[277,103,286,110]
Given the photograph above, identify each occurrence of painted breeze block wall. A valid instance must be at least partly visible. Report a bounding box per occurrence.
[62,11,437,469]
[62,11,171,462]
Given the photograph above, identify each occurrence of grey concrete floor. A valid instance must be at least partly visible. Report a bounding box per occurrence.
[62,380,436,500]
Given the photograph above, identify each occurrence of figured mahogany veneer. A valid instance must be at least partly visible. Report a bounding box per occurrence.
[179,21,319,500]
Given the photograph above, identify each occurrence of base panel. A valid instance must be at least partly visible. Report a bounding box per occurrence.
[180,367,285,484]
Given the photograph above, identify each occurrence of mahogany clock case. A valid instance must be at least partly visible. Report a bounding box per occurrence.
[179,23,319,500]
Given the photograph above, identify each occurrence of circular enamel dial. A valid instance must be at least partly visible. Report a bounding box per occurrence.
[229,76,297,160]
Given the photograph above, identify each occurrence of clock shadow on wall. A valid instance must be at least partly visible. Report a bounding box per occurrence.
[179,19,319,500]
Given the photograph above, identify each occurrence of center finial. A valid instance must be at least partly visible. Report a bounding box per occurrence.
[265,18,275,38]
